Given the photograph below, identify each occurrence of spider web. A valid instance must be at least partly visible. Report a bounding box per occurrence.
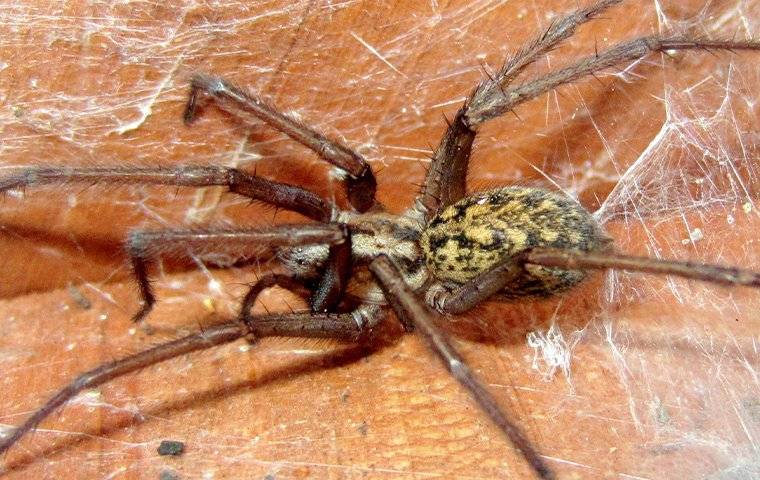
[0,1,758,479]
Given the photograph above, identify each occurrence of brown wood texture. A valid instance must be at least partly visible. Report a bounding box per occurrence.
[1,1,759,479]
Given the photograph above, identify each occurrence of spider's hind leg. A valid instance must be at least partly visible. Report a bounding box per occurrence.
[464,36,760,127]
[0,290,383,457]
[184,74,377,212]
[425,258,525,315]
[427,246,760,318]
[369,255,555,480]
[238,273,383,341]
[525,248,760,288]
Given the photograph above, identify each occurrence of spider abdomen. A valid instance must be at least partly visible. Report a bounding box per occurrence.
[420,187,608,296]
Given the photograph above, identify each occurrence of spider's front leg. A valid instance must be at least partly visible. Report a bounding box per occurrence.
[0,165,353,322]
[415,0,760,222]
[184,74,377,212]
[416,0,623,219]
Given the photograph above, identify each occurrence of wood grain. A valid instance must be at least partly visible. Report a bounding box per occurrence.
[1,1,758,479]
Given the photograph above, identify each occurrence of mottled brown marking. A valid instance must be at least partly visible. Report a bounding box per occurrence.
[420,187,609,296]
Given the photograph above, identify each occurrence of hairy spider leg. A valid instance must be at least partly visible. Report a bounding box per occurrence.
[417,0,623,218]
[429,259,525,314]
[525,248,760,287]
[465,36,760,127]
[230,228,353,319]
[0,322,248,457]
[427,249,760,314]
[126,224,346,322]
[368,255,555,480]
[0,275,384,457]
[0,166,332,221]
[185,74,377,212]
[238,273,383,340]
[309,227,353,313]
[416,0,760,221]
[0,166,346,322]
[183,74,373,312]
[247,306,383,340]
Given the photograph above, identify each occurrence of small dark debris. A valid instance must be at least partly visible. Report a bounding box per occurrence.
[67,283,92,310]
[158,440,185,456]
[264,475,276,480]
[357,421,368,436]
[159,469,181,480]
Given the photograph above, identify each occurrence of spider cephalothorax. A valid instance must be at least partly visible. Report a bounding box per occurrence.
[281,210,428,304]
[1,1,759,479]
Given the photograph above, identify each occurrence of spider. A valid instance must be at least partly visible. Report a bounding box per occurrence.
[1,1,759,478]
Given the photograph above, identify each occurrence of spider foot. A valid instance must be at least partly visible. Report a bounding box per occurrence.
[183,73,225,125]
[346,166,377,213]
[130,303,154,325]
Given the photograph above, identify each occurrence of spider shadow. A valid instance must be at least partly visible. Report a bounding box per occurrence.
[1,317,403,475]
[0,223,276,302]
[0,223,126,297]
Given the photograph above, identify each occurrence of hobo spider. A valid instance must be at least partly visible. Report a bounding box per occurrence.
[1,1,759,478]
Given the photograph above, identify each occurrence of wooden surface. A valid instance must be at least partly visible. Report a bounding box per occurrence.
[1,1,759,479]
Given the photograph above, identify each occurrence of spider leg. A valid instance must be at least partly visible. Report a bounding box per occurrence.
[465,36,760,126]
[369,255,555,480]
[0,165,332,221]
[525,248,760,288]
[415,0,623,219]
[310,227,353,313]
[126,224,346,322]
[483,0,622,90]
[0,322,248,456]
[427,246,760,315]
[185,74,377,212]
[236,273,381,347]
[248,306,381,340]
[0,270,383,456]
[238,272,380,344]
[0,310,384,456]
[426,260,525,315]
[415,7,760,220]
[230,225,354,317]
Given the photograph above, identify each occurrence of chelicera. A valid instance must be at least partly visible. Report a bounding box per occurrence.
[1,1,759,478]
